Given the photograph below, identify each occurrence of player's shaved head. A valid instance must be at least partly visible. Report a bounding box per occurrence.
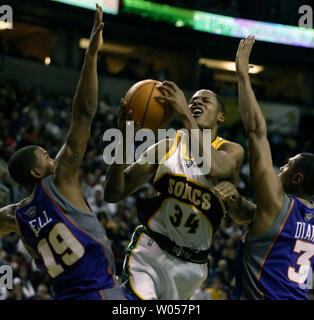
[292,153,314,198]
[215,93,225,114]
[8,145,40,190]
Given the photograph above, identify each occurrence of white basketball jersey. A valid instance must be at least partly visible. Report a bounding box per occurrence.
[138,130,227,251]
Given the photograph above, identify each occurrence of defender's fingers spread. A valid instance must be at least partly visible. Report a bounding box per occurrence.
[97,22,104,32]
[238,39,244,50]
[220,182,229,189]
[98,6,103,19]
[223,193,231,200]
[219,193,226,200]
[214,187,222,194]
[243,38,250,49]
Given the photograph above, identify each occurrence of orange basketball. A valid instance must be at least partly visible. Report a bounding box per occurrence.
[124,79,174,130]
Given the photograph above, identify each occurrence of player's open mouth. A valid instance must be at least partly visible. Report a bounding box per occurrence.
[191,106,204,117]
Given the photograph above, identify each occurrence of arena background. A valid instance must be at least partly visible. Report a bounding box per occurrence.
[0,0,313,300]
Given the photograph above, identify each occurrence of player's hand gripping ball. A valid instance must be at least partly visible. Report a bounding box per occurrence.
[123,79,174,130]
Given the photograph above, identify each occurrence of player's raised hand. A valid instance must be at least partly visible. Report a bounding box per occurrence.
[214,181,240,202]
[155,81,189,118]
[117,98,140,133]
[87,3,104,56]
[236,35,255,78]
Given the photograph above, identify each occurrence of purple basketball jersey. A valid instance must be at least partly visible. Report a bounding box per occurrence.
[236,194,314,300]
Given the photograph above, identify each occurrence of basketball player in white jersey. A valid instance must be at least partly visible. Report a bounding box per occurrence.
[104,82,246,299]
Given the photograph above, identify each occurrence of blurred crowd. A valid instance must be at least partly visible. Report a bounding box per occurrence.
[0,79,313,300]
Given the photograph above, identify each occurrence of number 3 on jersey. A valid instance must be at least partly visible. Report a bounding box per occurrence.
[287,240,314,285]
[170,205,199,234]
[37,223,85,278]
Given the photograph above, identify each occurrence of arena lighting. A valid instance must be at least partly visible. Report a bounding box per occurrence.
[199,58,264,74]
[52,0,119,15]
[0,21,12,30]
[79,38,136,55]
[122,0,314,49]
[44,57,51,66]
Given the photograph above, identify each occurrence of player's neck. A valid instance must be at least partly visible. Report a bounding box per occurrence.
[18,187,37,209]
[28,181,39,198]
[200,127,218,142]
[210,128,218,142]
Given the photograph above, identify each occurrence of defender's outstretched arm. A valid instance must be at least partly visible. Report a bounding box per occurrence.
[236,36,285,233]
[55,4,104,185]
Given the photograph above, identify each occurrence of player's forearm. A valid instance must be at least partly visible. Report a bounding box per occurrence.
[103,164,126,203]
[72,52,98,122]
[226,196,256,225]
[209,147,236,179]
[0,204,18,234]
[103,140,127,203]
[237,74,267,135]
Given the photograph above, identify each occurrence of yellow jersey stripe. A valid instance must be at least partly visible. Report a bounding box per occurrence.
[211,136,220,148]
[128,231,146,300]
[215,139,227,150]
[153,131,182,183]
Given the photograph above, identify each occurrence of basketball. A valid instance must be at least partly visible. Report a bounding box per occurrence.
[124,79,174,130]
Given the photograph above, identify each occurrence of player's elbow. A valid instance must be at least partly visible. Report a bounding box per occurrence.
[245,118,267,137]
[206,161,236,180]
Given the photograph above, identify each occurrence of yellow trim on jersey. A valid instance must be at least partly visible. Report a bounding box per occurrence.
[212,137,228,186]
[181,135,227,160]
[211,136,220,148]
[215,139,227,150]
[181,136,195,161]
[128,230,146,300]
[153,131,182,183]
[147,197,214,241]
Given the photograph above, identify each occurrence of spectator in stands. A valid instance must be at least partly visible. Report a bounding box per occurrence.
[36,284,51,300]
[190,281,212,300]
[207,277,228,300]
